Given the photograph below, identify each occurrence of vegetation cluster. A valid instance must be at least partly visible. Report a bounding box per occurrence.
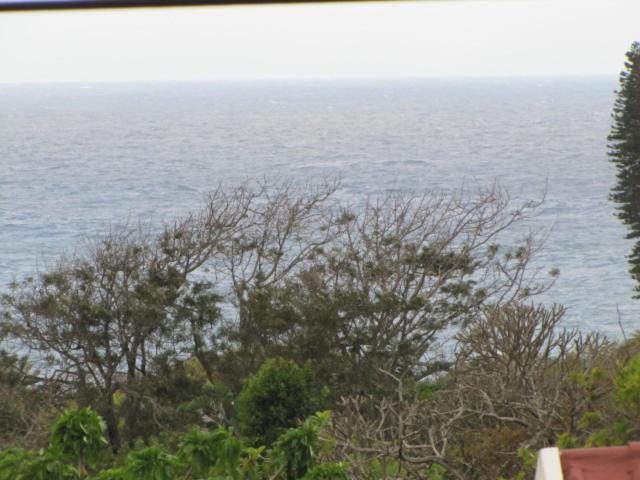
[1,41,640,480]
[0,178,635,480]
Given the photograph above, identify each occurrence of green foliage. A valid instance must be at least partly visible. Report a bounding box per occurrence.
[516,448,538,479]
[0,351,54,450]
[236,358,318,446]
[423,463,447,480]
[301,463,348,480]
[556,354,639,449]
[586,419,632,447]
[213,431,243,475]
[568,367,608,405]
[272,411,333,480]
[415,377,448,401]
[556,432,580,449]
[609,41,640,293]
[51,407,107,470]
[272,423,319,480]
[0,448,36,480]
[177,427,232,475]
[578,411,604,430]
[0,448,80,480]
[615,355,640,413]
[0,351,36,388]
[234,446,268,480]
[0,408,344,480]
[353,457,403,478]
[21,451,80,480]
[89,468,128,480]
[124,446,176,480]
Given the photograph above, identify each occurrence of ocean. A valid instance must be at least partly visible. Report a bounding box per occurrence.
[1,77,635,337]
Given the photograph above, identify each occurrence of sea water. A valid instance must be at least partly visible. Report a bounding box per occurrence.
[0,77,635,336]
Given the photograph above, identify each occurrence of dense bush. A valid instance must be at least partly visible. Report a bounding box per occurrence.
[236,358,320,446]
[0,408,339,480]
[51,408,107,474]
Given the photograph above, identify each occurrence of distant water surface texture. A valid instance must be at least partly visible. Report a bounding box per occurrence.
[0,77,634,336]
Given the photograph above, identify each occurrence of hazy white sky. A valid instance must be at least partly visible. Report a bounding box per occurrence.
[0,0,638,83]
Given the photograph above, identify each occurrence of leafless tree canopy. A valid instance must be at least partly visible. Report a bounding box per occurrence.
[328,303,615,479]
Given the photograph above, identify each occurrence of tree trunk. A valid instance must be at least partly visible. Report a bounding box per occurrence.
[102,396,121,453]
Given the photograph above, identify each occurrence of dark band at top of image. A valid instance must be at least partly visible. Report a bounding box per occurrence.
[0,0,375,11]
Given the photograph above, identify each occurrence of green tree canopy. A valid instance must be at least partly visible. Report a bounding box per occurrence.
[609,41,640,294]
[235,358,318,446]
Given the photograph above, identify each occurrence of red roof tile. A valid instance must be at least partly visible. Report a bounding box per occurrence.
[560,442,640,480]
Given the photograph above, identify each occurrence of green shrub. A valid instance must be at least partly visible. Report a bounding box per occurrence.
[273,422,318,480]
[50,407,107,472]
[235,358,317,446]
[0,448,36,480]
[586,419,632,447]
[556,432,580,449]
[272,411,333,480]
[191,427,244,476]
[124,446,176,480]
[2,449,80,480]
[615,355,640,414]
[301,463,348,480]
[89,468,127,480]
[424,464,447,480]
[177,427,231,475]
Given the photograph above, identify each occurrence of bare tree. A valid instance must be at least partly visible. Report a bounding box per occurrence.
[328,369,469,480]
[454,303,613,446]
[327,303,614,479]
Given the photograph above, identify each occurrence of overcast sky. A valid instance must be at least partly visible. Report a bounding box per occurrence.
[0,0,638,83]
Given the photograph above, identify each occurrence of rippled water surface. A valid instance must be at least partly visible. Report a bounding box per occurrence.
[0,77,635,336]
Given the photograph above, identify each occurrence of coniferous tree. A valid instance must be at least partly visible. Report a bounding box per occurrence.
[609,41,640,295]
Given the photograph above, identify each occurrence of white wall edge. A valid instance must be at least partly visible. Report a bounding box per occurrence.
[535,447,563,480]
